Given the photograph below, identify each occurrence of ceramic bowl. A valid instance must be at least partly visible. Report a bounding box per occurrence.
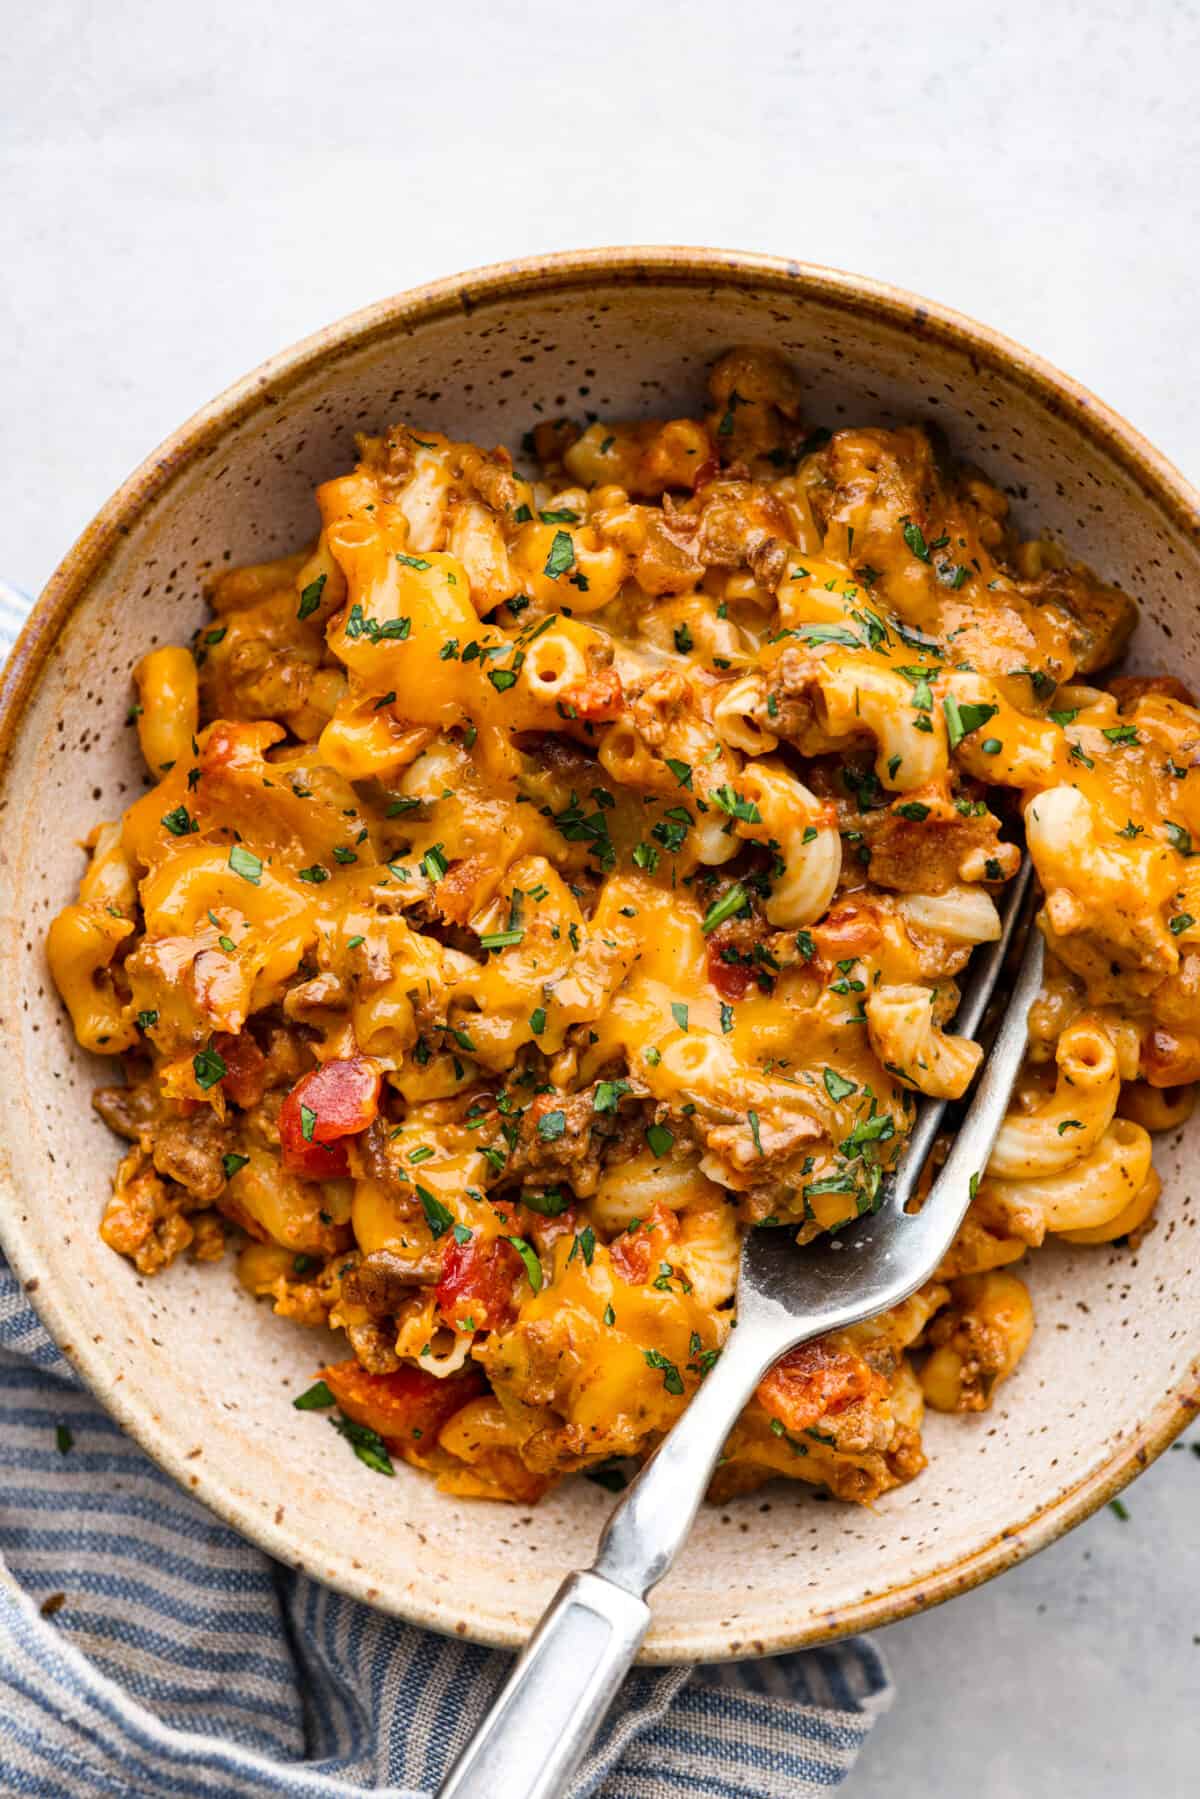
[2,249,1198,1661]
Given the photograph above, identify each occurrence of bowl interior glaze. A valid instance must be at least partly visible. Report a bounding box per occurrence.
[1,251,1197,1660]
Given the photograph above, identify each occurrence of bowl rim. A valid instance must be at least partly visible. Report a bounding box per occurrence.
[2,245,1199,1661]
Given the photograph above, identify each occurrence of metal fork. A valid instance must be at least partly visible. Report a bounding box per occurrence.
[439,859,1043,1799]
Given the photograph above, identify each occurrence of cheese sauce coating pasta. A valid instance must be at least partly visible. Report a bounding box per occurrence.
[49,348,1196,1504]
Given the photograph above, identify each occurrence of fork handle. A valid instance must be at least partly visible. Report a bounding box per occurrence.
[437,1319,786,1799]
[436,1570,650,1799]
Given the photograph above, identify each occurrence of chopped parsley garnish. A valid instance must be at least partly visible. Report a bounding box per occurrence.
[1103,724,1140,746]
[895,801,931,821]
[701,881,749,935]
[420,844,449,882]
[643,1348,685,1396]
[901,518,931,561]
[221,1152,249,1180]
[1169,914,1195,935]
[671,1002,689,1033]
[523,1187,570,1216]
[823,1069,858,1103]
[293,1380,335,1411]
[416,1184,454,1238]
[506,1235,543,1293]
[543,531,576,579]
[529,1007,547,1036]
[710,785,762,824]
[943,694,998,749]
[665,757,693,789]
[297,574,327,620]
[228,843,262,885]
[747,1109,764,1156]
[331,1413,394,1476]
[395,553,432,570]
[1166,822,1194,856]
[537,1109,567,1142]
[594,1080,631,1113]
[673,622,693,654]
[161,805,197,837]
[645,1123,675,1158]
[136,1009,159,1032]
[298,864,329,883]
[192,1045,227,1090]
[479,928,524,951]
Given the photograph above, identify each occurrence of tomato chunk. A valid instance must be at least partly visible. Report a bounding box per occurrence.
[757,1338,887,1435]
[435,1234,522,1332]
[609,1201,680,1286]
[320,1360,485,1445]
[213,1031,266,1109]
[279,1056,381,1178]
[560,669,625,722]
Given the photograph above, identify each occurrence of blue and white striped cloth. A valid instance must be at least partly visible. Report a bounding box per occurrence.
[0,578,891,1796]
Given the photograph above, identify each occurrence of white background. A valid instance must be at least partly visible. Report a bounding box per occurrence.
[3,2,1199,1792]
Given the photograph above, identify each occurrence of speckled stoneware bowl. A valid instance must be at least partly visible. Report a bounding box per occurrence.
[2,249,1198,1661]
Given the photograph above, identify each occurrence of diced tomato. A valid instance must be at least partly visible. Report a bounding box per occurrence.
[560,669,625,722]
[812,901,881,975]
[757,1338,887,1435]
[610,1201,680,1286]
[705,937,756,1001]
[320,1360,485,1445]
[435,1234,522,1332]
[279,1056,381,1178]
[213,1031,267,1109]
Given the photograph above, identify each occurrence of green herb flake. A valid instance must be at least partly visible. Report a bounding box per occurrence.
[747,1109,764,1156]
[701,881,749,935]
[331,1412,394,1476]
[543,530,576,579]
[943,694,998,749]
[297,574,326,621]
[823,1068,858,1103]
[537,1109,567,1142]
[192,1045,227,1090]
[293,1380,336,1411]
[645,1123,675,1158]
[506,1235,543,1293]
[643,1348,685,1396]
[416,1183,454,1238]
[161,805,197,837]
[902,519,931,562]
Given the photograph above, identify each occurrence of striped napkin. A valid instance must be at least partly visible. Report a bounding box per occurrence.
[0,578,891,1796]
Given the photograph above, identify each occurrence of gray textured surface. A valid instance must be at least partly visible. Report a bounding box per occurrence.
[3,3,1198,1793]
